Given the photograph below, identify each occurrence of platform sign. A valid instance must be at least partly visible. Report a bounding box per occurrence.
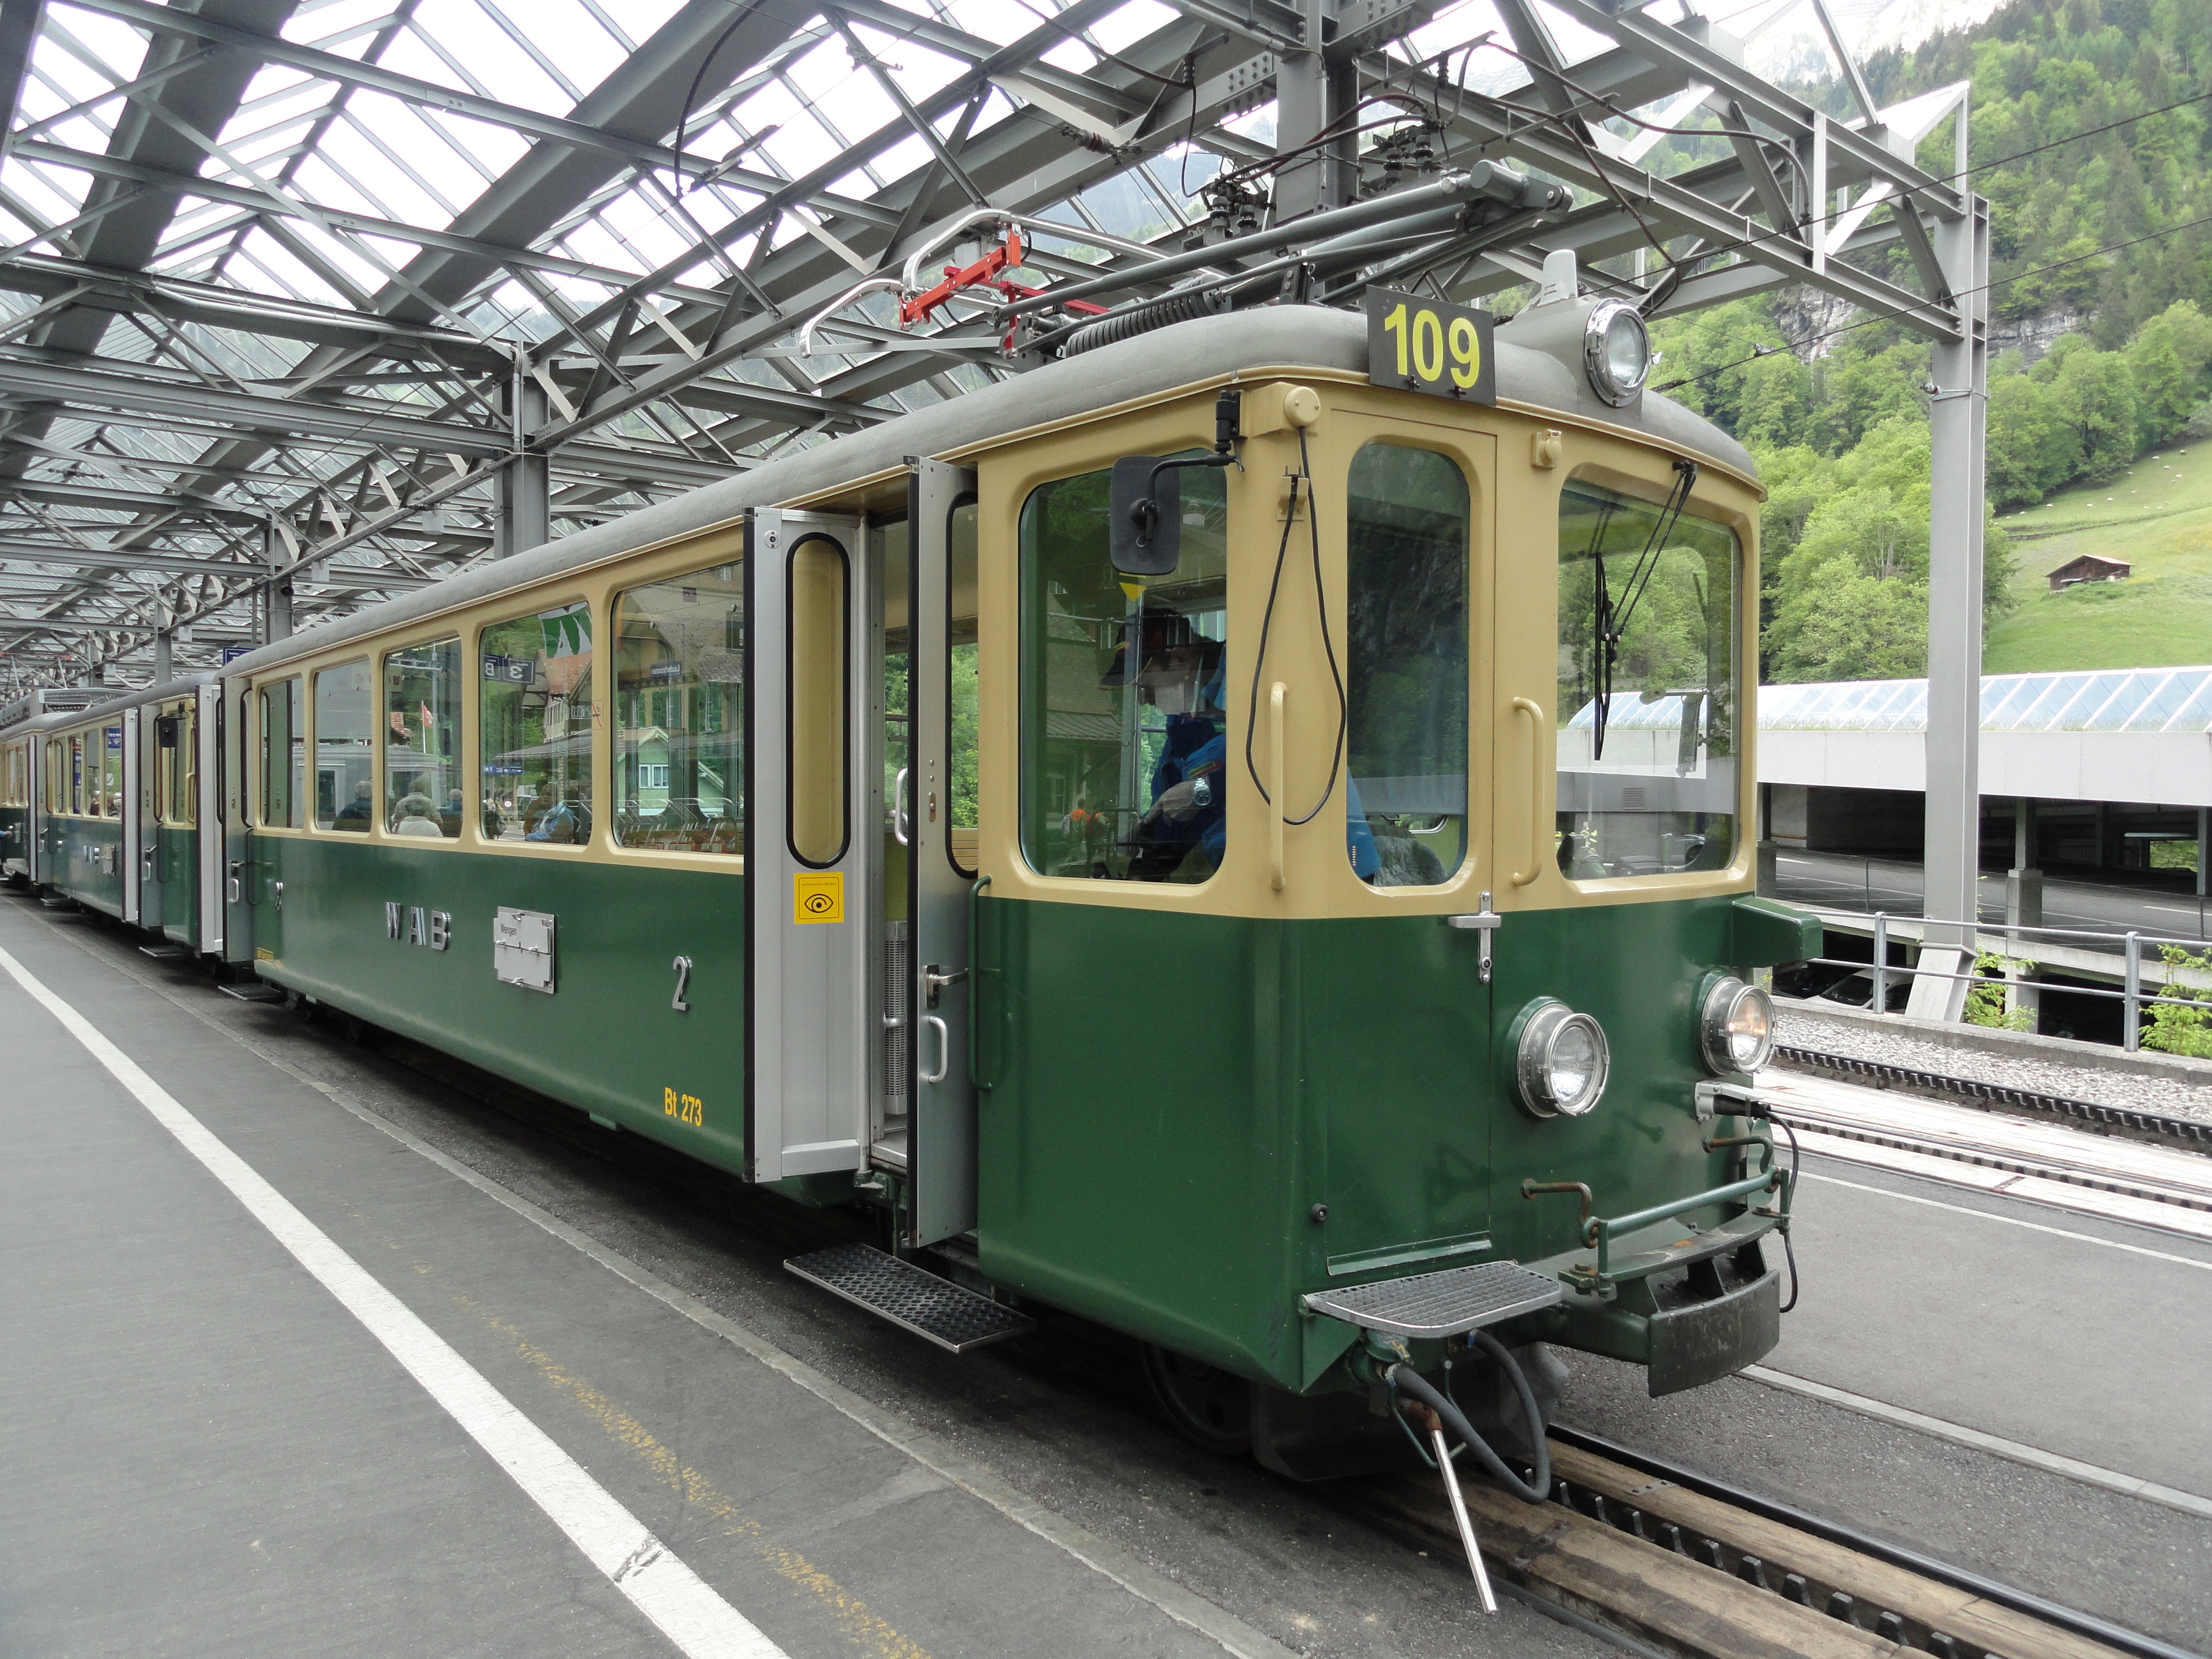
[1365,286,1495,406]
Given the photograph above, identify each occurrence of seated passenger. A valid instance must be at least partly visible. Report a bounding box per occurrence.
[526,798,585,844]
[392,794,443,836]
[438,787,466,838]
[1125,631,1227,882]
[332,780,373,831]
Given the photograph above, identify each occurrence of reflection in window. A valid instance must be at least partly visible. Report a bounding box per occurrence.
[1346,444,1469,887]
[482,603,593,844]
[948,501,980,876]
[314,661,373,831]
[98,724,121,817]
[614,561,742,854]
[1556,479,1739,879]
[260,679,305,829]
[385,637,461,837]
[1020,462,1229,883]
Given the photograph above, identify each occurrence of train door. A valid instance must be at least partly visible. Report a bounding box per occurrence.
[746,508,871,1180]
[906,461,980,1245]
[120,707,142,923]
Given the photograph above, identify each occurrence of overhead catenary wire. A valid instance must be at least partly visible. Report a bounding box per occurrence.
[1651,207,2212,394]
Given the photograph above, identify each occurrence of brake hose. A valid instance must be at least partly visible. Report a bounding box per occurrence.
[1389,1329,1551,1504]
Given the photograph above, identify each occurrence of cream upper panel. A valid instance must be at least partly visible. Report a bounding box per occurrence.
[973,375,1759,922]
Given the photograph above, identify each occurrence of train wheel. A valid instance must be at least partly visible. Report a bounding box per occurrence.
[1140,1345,1251,1455]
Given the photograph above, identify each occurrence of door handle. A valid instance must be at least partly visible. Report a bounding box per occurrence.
[919,1013,950,1085]
[1511,697,1546,888]
[227,858,242,903]
[922,963,966,1007]
[892,767,910,847]
[273,879,284,910]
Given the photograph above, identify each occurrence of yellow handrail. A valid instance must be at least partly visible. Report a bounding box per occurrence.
[1510,696,1545,887]
[1269,681,1287,892]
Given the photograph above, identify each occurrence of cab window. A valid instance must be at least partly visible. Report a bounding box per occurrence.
[1556,478,1740,879]
[258,679,305,829]
[482,602,594,845]
[314,661,373,830]
[1346,443,1470,887]
[614,562,742,855]
[1019,462,1229,882]
[384,637,461,838]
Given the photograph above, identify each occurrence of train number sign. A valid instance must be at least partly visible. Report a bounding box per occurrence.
[1364,287,1495,406]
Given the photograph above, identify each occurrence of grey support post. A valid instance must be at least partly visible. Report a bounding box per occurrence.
[1908,155,1990,1023]
[261,522,292,645]
[497,363,550,559]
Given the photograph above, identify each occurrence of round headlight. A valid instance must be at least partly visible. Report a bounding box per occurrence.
[1700,976,1776,1075]
[1583,300,1650,406]
[1516,999,1612,1118]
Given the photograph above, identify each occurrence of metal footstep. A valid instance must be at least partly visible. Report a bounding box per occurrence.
[139,944,191,959]
[785,1243,1034,1353]
[1302,1260,1564,1339]
[217,982,286,1003]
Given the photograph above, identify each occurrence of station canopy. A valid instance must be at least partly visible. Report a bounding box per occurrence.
[0,0,1975,690]
[1755,668,2212,735]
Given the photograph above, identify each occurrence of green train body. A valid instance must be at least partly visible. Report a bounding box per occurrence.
[6,305,1816,1455]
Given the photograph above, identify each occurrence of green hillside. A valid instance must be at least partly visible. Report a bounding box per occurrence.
[1985,438,2212,671]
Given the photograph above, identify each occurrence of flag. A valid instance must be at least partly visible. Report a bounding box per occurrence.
[541,601,590,661]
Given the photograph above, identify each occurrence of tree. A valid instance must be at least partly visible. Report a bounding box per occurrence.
[1986,369,2073,505]
[2043,343,2137,479]
[2123,299,2212,448]
[1766,556,1929,683]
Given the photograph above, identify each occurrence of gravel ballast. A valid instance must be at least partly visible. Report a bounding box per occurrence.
[1773,1004,2212,1128]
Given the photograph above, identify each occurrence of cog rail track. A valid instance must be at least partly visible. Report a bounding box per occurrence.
[1349,1426,2200,1659]
[1772,1046,2210,1152]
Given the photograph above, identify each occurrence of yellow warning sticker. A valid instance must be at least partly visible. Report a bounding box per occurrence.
[793,871,844,924]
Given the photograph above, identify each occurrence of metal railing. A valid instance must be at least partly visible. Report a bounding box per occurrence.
[1765,853,2210,947]
[1791,906,2212,1053]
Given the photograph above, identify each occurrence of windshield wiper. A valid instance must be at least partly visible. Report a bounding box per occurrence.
[1590,459,1698,761]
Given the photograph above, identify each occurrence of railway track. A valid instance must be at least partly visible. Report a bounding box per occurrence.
[1350,1428,2201,1659]
[1772,1047,2212,1153]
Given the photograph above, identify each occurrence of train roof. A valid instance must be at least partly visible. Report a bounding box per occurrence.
[0,674,212,738]
[222,304,1754,682]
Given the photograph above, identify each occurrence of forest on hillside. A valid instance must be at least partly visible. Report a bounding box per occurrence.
[1643,0,2212,682]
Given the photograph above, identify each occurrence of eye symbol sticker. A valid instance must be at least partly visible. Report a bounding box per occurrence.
[793,871,844,924]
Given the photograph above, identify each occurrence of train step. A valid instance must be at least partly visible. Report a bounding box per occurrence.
[138,944,191,959]
[785,1243,1033,1354]
[217,982,287,1004]
[1302,1259,1566,1340]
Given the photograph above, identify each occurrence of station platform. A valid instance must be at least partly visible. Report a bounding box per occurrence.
[0,898,1299,1659]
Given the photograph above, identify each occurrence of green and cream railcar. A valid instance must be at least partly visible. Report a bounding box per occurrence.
[13,678,222,947]
[2,687,102,884]
[219,303,1814,1462]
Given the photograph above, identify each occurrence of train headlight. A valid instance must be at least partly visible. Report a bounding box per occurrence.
[1583,300,1650,406]
[1515,999,1611,1118]
[1700,976,1776,1075]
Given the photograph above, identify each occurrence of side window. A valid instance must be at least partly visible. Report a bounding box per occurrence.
[481,601,593,845]
[100,724,121,817]
[787,535,848,865]
[384,636,461,838]
[157,704,196,827]
[258,680,305,829]
[1019,462,1229,882]
[947,499,981,876]
[314,661,372,831]
[1556,479,1740,879]
[1346,444,1470,887]
[614,561,743,854]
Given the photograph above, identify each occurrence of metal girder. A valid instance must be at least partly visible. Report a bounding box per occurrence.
[0,0,1984,688]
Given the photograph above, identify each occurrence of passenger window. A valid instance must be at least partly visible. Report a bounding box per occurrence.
[259,679,305,829]
[156,704,195,827]
[613,560,743,855]
[383,636,461,838]
[481,601,593,845]
[787,535,848,865]
[313,661,372,831]
[1019,461,1229,883]
[1346,444,1470,887]
[69,733,84,815]
[99,725,121,816]
[948,500,980,876]
[1556,478,1740,879]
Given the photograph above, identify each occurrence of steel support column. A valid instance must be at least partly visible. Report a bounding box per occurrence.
[497,369,550,559]
[1910,186,1989,1022]
[261,523,291,644]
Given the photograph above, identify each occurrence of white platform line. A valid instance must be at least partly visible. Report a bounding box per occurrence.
[1739,1366,2212,1522]
[1798,1167,2212,1269]
[0,944,785,1659]
[26,911,1307,1659]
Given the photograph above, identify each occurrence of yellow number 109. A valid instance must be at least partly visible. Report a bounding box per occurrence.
[1382,302,1482,391]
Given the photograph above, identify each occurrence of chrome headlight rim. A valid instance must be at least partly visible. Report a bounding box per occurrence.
[1514,997,1612,1119]
[1699,975,1777,1076]
[1583,299,1650,406]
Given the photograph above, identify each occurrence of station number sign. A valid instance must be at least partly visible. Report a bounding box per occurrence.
[1365,287,1495,406]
